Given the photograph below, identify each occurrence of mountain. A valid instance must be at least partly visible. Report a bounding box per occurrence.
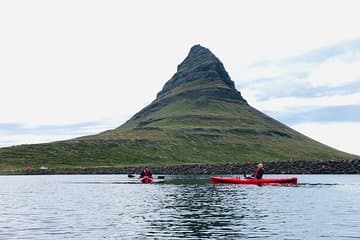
[0,45,356,170]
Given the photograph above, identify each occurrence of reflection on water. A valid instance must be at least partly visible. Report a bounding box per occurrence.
[148,184,250,239]
[0,175,359,239]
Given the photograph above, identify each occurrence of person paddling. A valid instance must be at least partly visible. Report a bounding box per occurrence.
[245,163,265,179]
[140,166,153,178]
[252,163,265,179]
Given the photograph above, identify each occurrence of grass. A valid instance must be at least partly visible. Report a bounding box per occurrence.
[0,97,356,171]
[0,78,357,171]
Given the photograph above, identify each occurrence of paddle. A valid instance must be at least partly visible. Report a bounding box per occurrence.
[242,170,254,179]
[242,170,247,178]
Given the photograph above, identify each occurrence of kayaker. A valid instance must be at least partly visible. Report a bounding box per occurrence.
[252,163,265,179]
[140,166,153,178]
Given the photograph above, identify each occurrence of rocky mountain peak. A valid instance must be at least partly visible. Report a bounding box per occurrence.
[157,45,235,97]
[176,44,220,71]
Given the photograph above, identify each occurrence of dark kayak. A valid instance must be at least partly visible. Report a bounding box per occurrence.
[140,176,153,184]
[211,176,298,186]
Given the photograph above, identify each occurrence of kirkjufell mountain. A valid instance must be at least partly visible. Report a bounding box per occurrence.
[0,45,356,169]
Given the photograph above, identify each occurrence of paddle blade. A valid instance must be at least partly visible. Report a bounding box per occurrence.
[128,174,135,178]
[157,176,165,179]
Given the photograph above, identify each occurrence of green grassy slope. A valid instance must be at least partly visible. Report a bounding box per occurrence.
[0,45,357,170]
[0,79,354,170]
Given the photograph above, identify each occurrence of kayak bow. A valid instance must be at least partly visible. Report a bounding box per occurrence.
[140,176,153,184]
[211,176,297,186]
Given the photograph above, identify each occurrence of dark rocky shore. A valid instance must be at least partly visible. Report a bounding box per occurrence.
[2,159,359,175]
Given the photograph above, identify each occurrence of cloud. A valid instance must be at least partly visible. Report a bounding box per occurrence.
[292,122,360,156]
[285,38,360,64]
[237,40,360,157]
[245,92,360,113]
[237,38,360,100]
[308,57,360,87]
[237,39,360,136]
[0,133,78,147]
[0,121,116,147]
[268,105,360,125]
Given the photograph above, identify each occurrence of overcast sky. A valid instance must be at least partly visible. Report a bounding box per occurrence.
[1,0,359,155]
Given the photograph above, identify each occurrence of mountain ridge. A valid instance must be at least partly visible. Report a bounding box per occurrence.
[0,45,357,170]
[122,44,245,128]
[158,44,236,97]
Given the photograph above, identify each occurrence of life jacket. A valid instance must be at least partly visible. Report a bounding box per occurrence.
[254,167,265,179]
[142,168,151,177]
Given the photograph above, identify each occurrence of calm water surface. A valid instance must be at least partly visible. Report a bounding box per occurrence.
[0,174,359,239]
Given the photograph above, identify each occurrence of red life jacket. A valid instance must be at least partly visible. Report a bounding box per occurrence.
[141,168,152,177]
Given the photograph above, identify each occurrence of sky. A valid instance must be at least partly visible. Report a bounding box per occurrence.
[0,0,359,155]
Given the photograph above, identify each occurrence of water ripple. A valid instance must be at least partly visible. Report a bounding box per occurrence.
[0,175,359,239]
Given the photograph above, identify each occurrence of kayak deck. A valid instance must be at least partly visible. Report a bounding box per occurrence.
[211,176,298,186]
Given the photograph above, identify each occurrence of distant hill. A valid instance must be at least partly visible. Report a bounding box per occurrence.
[0,45,357,170]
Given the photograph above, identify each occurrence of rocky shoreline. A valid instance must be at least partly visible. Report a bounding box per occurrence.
[1,159,359,175]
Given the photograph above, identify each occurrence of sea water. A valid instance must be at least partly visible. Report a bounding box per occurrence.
[0,174,359,239]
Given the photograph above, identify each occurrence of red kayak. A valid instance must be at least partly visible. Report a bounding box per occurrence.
[211,176,298,186]
[140,176,153,184]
